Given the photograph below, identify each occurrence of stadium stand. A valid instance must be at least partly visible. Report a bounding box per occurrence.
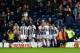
[0,0,80,47]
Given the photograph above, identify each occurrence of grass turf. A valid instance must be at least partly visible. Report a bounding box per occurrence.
[0,48,80,53]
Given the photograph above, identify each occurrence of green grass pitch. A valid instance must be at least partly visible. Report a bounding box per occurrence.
[0,48,80,53]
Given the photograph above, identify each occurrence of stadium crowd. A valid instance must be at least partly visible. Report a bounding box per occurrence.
[0,0,80,47]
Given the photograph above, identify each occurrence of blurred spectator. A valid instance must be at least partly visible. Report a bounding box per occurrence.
[3,32,8,42]
[10,11,15,21]
[48,18,53,25]
[64,5,71,15]
[8,21,14,31]
[6,12,11,21]
[1,11,6,20]
[0,34,3,42]
[22,4,28,16]
[73,5,78,19]
[64,14,74,27]
[1,20,8,34]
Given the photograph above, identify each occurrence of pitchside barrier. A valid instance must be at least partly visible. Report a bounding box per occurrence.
[0,42,2,48]
[4,43,9,48]
[2,42,80,48]
[66,42,75,48]
[3,42,40,48]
